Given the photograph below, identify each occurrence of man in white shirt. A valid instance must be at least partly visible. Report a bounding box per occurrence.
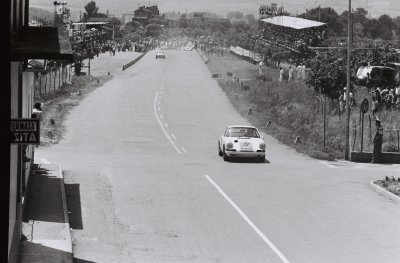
[259,61,264,75]
[288,66,294,82]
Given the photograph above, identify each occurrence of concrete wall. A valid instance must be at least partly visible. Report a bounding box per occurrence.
[22,71,34,187]
[351,151,400,164]
[9,62,20,257]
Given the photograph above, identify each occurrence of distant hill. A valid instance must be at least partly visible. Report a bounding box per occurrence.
[30,0,400,20]
[29,7,53,22]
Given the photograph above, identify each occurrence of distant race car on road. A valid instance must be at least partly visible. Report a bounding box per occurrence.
[218,125,266,162]
[156,51,166,59]
[184,45,194,51]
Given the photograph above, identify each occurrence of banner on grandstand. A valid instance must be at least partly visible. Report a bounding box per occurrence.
[259,4,284,19]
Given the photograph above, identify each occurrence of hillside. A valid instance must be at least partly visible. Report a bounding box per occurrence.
[29,7,54,22]
[30,0,400,20]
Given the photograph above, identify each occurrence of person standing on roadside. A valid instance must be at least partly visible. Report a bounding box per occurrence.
[371,119,383,163]
[279,67,284,82]
[296,63,302,80]
[259,60,264,75]
[288,66,294,82]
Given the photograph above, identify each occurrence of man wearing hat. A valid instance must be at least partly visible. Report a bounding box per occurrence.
[371,119,383,163]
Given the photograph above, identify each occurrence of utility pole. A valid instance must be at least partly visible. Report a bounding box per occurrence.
[112,25,115,41]
[318,5,321,21]
[345,0,352,160]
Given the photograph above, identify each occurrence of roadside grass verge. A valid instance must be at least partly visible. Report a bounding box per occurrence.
[207,53,400,160]
[37,74,112,146]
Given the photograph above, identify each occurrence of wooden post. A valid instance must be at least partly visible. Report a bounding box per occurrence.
[44,72,48,94]
[323,95,326,148]
[361,112,364,152]
[88,58,91,76]
[369,115,372,142]
[398,130,400,152]
[352,124,357,151]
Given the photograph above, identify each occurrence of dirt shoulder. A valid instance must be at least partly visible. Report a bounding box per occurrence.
[38,74,112,146]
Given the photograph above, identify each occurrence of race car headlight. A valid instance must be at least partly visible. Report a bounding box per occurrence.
[259,143,266,150]
[226,142,234,149]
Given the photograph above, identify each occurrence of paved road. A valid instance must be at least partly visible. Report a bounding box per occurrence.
[37,50,400,263]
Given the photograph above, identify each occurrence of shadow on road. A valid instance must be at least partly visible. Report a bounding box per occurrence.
[18,240,73,263]
[64,183,83,230]
[73,257,97,263]
[23,166,66,223]
[227,158,271,164]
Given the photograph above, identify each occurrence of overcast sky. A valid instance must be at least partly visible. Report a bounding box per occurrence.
[30,0,400,21]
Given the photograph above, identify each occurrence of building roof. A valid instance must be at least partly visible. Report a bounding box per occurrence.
[72,22,108,25]
[260,16,325,30]
[87,17,112,23]
[11,27,73,61]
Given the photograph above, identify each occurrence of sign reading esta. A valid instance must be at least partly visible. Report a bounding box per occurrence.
[10,119,40,145]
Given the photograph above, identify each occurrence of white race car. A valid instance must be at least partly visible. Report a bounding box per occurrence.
[156,51,166,59]
[218,125,266,162]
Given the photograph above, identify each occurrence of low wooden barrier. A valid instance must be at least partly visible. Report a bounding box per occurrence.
[122,52,147,71]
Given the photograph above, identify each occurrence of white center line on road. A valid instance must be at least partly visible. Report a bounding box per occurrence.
[171,134,177,140]
[164,122,169,128]
[204,175,291,263]
[153,92,181,154]
[160,114,164,119]
[180,146,188,154]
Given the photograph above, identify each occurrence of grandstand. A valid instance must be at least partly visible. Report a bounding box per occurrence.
[259,16,326,52]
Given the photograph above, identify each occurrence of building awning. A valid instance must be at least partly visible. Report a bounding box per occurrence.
[11,27,73,61]
[260,16,326,30]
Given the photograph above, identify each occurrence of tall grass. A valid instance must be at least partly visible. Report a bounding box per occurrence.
[219,74,400,160]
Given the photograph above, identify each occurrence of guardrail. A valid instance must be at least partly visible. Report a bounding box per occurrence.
[122,52,147,71]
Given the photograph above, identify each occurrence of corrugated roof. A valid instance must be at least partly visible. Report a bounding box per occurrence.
[260,16,325,30]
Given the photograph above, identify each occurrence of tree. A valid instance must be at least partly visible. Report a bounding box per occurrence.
[299,7,342,36]
[145,23,163,37]
[123,32,143,42]
[394,16,400,36]
[227,11,244,20]
[378,14,394,30]
[362,19,380,39]
[83,1,99,21]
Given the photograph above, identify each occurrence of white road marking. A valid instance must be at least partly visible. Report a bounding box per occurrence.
[319,161,338,169]
[204,175,291,263]
[164,122,169,128]
[171,134,177,140]
[160,114,164,119]
[153,92,181,154]
[180,147,188,154]
[158,106,161,111]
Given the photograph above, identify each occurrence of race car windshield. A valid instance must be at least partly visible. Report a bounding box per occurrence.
[227,128,259,138]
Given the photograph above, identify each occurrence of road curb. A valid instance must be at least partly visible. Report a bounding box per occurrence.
[196,49,209,64]
[369,180,400,203]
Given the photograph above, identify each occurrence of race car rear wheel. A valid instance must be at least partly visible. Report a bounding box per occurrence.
[218,142,223,157]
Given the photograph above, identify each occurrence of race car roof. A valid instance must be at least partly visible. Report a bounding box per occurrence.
[260,16,326,30]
